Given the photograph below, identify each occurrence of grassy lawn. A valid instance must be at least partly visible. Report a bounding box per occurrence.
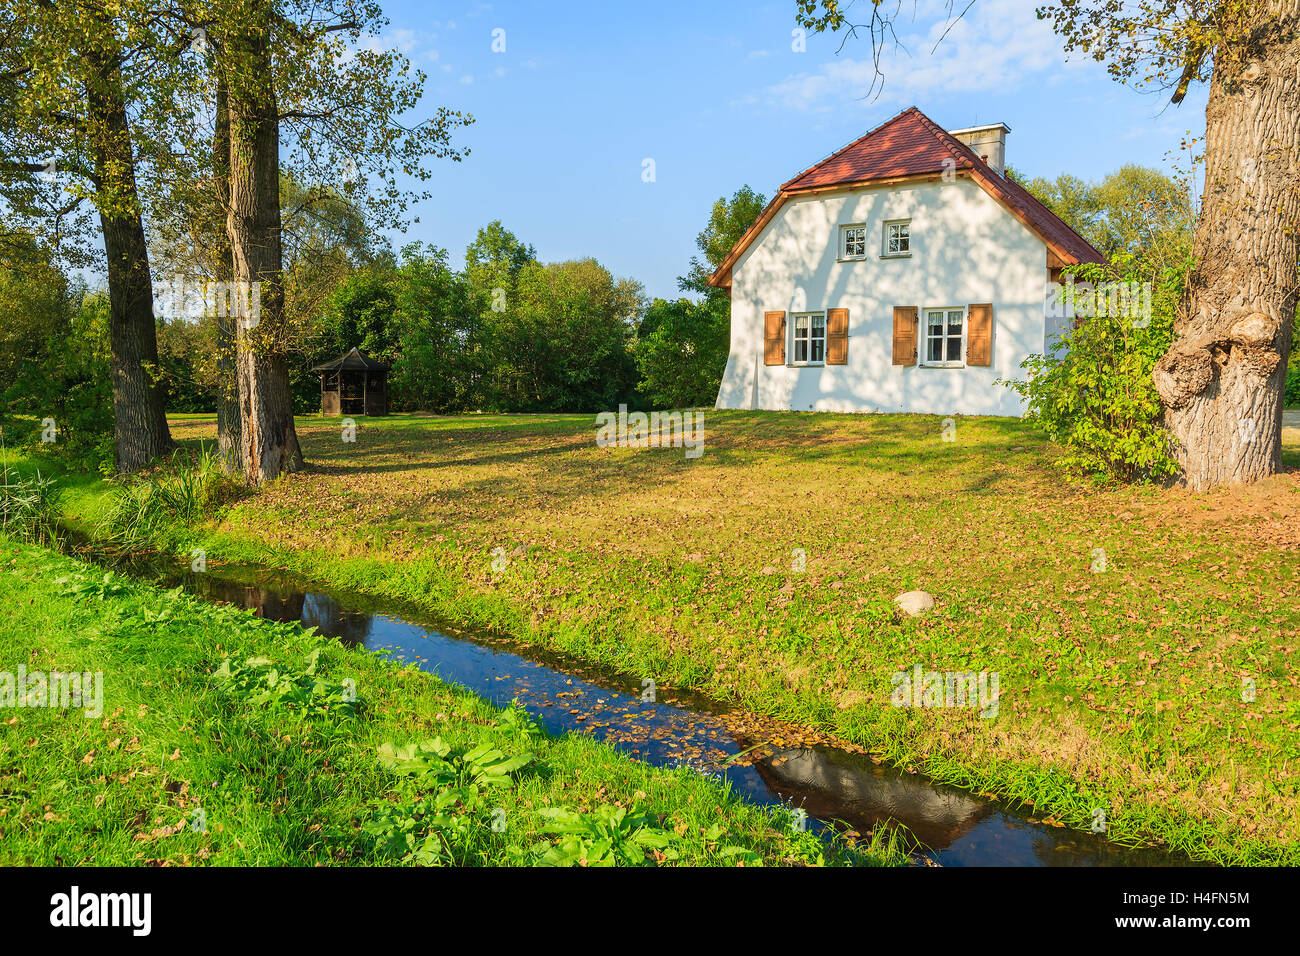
[0,536,876,866]
[30,408,1300,864]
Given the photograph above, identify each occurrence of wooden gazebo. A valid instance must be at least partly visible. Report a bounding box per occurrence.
[312,347,390,416]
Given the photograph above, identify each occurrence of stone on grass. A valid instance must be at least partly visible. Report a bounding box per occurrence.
[894,590,935,616]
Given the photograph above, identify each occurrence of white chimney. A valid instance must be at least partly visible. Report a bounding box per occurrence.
[948,123,1010,177]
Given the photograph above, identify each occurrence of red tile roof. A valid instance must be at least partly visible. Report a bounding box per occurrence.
[709,106,1105,288]
[782,108,975,190]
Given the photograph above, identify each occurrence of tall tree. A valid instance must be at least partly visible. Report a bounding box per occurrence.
[217,1,302,481]
[143,58,242,469]
[1020,165,1196,276]
[680,184,767,298]
[210,73,241,469]
[196,0,471,483]
[0,0,176,470]
[1041,0,1299,489]
[632,185,765,409]
[465,220,537,294]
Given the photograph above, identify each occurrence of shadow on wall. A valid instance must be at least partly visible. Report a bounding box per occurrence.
[724,179,1045,416]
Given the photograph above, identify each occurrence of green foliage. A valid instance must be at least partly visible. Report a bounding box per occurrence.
[630,184,765,410]
[0,464,61,543]
[679,184,767,296]
[364,787,504,866]
[56,569,134,601]
[154,317,217,413]
[492,700,542,747]
[376,737,533,790]
[366,736,533,865]
[465,219,536,293]
[633,297,729,409]
[0,262,115,472]
[483,258,641,412]
[95,445,234,546]
[212,647,359,721]
[1038,0,1259,98]
[388,243,486,411]
[529,804,679,867]
[1020,165,1196,276]
[316,266,400,362]
[1002,264,1181,483]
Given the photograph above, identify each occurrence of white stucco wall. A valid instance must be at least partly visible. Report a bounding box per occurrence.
[716,177,1050,416]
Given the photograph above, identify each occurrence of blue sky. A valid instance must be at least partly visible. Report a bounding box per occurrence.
[378,0,1208,300]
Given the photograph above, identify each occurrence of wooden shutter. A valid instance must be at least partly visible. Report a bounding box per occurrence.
[891,306,918,366]
[763,311,786,366]
[967,303,992,366]
[826,308,849,365]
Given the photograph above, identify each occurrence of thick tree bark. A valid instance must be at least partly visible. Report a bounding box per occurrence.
[223,17,303,484]
[1153,4,1300,489]
[84,50,173,471]
[211,75,241,472]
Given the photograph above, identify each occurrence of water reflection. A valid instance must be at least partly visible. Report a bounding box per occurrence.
[111,556,1189,867]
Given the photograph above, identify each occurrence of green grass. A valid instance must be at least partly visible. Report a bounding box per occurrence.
[31,409,1300,864]
[0,536,903,866]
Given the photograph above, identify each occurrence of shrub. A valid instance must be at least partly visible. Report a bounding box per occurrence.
[1002,263,1181,483]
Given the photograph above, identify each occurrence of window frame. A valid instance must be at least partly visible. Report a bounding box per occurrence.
[920,305,967,368]
[789,311,827,366]
[838,223,868,261]
[882,219,912,258]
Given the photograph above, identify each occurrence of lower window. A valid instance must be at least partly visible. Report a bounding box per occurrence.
[792,312,826,364]
[924,308,964,365]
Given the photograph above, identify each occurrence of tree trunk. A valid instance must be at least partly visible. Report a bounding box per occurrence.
[1153,5,1300,489]
[211,75,241,472]
[223,16,303,484]
[84,50,173,472]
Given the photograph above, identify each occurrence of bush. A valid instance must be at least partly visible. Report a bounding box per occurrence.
[2,288,115,473]
[1002,264,1181,483]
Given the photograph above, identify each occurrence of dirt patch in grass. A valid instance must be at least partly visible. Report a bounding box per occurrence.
[1129,469,1300,550]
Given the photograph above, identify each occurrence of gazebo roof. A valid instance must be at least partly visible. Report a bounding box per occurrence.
[312,347,389,373]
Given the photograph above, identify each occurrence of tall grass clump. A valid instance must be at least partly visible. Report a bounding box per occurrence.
[0,465,62,543]
[96,444,235,547]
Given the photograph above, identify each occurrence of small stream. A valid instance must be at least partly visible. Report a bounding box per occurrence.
[83,546,1188,867]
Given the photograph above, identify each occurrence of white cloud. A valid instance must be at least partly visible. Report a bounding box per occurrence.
[752,0,1087,113]
[386,28,418,53]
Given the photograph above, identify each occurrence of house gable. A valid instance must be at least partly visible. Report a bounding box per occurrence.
[708,107,1104,291]
[715,174,1055,417]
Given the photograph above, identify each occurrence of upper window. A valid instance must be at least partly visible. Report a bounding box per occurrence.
[923,308,964,366]
[883,220,911,257]
[792,312,826,364]
[840,224,867,259]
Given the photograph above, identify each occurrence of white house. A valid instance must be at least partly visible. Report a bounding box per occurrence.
[709,107,1104,416]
